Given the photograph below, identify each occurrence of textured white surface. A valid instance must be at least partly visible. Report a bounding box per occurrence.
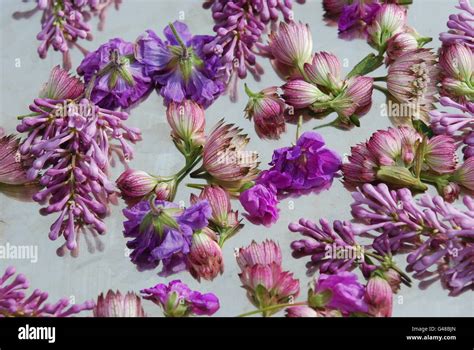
[0,0,472,317]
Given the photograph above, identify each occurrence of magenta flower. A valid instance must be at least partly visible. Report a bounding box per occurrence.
[122,199,211,275]
[141,280,219,317]
[77,38,153,110]
[244,85,286,140]
[257,131,341,198]
[93,290,146,317]
[338,0,381,33]
[17,66,141,252]
[0,266,94,317]
[314,271,369,315]
[136,21,225,108]
[240,184,279,227]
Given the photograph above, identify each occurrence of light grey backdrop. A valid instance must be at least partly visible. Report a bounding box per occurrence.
[0,0,472,317]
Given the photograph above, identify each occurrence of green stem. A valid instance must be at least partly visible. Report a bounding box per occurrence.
[313,118,338,130]
[296,115,303,141]
[244,83,260,99]
[373,76,387,82]
[373,84,390,97]
[176,155,202,184]
[168,22,188,53]
[236,302,307,317]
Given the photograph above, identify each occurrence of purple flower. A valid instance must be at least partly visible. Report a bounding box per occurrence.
[135,21,225,108]
[314,271,369,315]
[77,38,152,110]
[0,266,94,317]
[16,66,141,253]
[257,131,341,198]
[141,280,219,317]
[338,0,381,33]
[122,199,211,275]
[240,184,279,227]
[439,0,474,50]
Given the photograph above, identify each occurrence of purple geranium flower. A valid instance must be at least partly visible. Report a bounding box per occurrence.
[141,279,220,317]
[257,131,341,198]
[78,38,153,110]
[315,271,369,315]
[338,0,381,33]
[239,184,279,227]
[122,199,211,275]
[135,21,225,108]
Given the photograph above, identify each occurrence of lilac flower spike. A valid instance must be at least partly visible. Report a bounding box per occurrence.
[77,38,152,110]
[439,0,474,50]
[136,21,225,108]
[17,66,141,252]
[122,199,211,275]
[0,266,94,317]
[141,280,219,317]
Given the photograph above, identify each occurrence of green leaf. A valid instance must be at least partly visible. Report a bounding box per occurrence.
[346,53,384,79]
[412,119,434,138]
[349,115,361,127]
[308,289,333,308]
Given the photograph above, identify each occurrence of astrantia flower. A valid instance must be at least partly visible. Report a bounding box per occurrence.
[336,76,374,119]
[0,134,30,185]
[116,169,159,200]
[451,157,474,191]
[282,79,331,110]
[136,21,225,108]
[439,43,474,103]
[0,266,94,317]
[423,135,458,174]
[141,280,219,317]
[365,274,393,317]
[166,100,206,150]
[122,199,211,275]
[312,271,369,315]
[303,51,343,92]
[199,120,259,191]
[188,228,224,281]
[93,290,146,317]
[17,66,141,252]
[257,131,341,198]
[439,0,474,50]
[387,49,439,121]
[386,32,419,64]
[244,85,286,140]
[267,21,313,73]
[77,38,152,110]
[239,184,279,227]
[237,240,299,316]
[367,4,407,50]
[285,305,319,317]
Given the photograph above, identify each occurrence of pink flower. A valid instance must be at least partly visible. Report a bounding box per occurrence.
[244,85,286,140]
[282,79,330,110]
[116,169,159,200]
[383,269,402,294]
[303,52,343,92]
[367,4,407,50]
[285,305,319,317]
[424,135,458,174]
[236,239,282,270]
[267,21,313,72]
[386,32,419,64]
[201,120,258,191]
[93,290,146,317]
[452,157,474,191]
[188,229,224,281]
[387,49,439,121]
[0,134,31,185]
[365,275,393,317]
[166,100,206,149]
[338,76,374,118]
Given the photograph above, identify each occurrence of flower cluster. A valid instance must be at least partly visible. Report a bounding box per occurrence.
[16,66,141,253]
[236,240,299,316]
[141,280,219,317]
[202,0,306,100]
[16,0,121,69]
[240,131,341,226]
[0,266,94,317]
[341,126,474,201]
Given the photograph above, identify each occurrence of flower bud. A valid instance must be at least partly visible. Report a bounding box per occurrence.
[386,32,419,64]
[285,305,319,318]
[116,169,159,199]
[367,4,407,50]
[303,52,343,92]
[383,269,402,293]
[365,275,393,317]
[424,135,458,174]
[188,228,224,281]
[439,43,474,100]
[166,100,206,149]
[93,290,146,317]
[282,79,331,110]
[451,157,474,192]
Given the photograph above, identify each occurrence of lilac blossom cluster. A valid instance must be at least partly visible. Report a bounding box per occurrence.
[202,0,306,100]
[16,66,141,253]
[16,0,122,69]
[0,266,94,317]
